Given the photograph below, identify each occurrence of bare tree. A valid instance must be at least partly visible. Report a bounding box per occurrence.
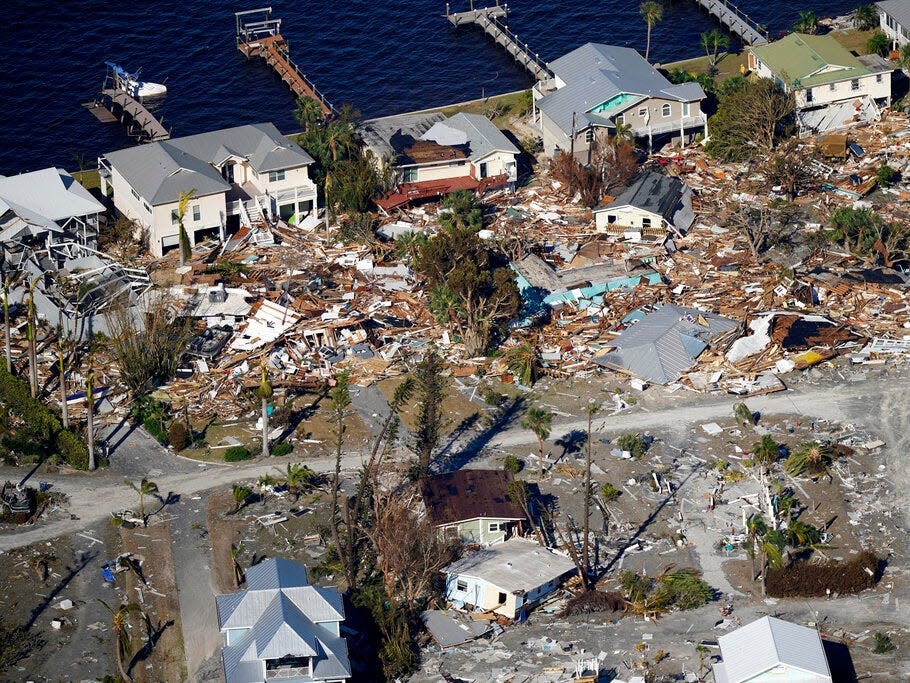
[762,140,810,200]
[729,203,793,262]
[329,370,358,590]
[582,403,599,581]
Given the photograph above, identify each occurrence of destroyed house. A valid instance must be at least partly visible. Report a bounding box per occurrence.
[512,253,662,309]
[532,43,707,157]
[360,112,519,211]
[443,538,575,619]
[593,171,695,237]
[594,304,738,385]
[713,616,833,683]
[420,469,525,545]
[748,34,892,133]
[215,558,351,683]
[0,167,104,262]
[100,123,318,257]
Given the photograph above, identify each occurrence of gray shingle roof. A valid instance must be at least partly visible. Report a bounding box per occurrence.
[594,304,738,384]
[104,123,313,206]
[877,1,910,29]
[0,168,103,222]
[539,43,707,136]
[714,616,831,683]
[595,171,695,233]
[444,538,575,593]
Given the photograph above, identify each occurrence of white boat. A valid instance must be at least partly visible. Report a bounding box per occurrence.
[105,61,167,98]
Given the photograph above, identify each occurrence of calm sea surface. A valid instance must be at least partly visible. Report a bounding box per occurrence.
[0,0,860,175]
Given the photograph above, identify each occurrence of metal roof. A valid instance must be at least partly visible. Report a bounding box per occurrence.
[595,171,696,233]
[715,616,832,683]
[0,168,103,222]
[215,558,350,683]
[420,469,524,527]
[443,538,575,594]
[538,43,706,136]
[878,0,910,29]
[421,112,520,161]
[103,123,313,206]
[594,304,738,384]
[750,34,871,88]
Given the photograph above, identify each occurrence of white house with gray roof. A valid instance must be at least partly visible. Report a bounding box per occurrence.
[878,1,910,47]
[215,558,351,683]
[593,171,695,237]
[100,123,318,257]
[533,43,707,158]
[713,616,833,683]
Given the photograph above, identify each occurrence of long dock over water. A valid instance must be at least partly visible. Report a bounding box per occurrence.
[235,7,334,116]
[692,0,767,46]
[98,90,171,142]
[445,2,552,81]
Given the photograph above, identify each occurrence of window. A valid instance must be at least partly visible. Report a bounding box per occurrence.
[268,169,285,183]
[479,161,489,179]
[584,128,594,143]
[456,579,468,592]
[142,202,151,213]
[851,79,860,91]
[661,104,671,117]
[489,523,499,532]
[607,214,617,224]
[642,217,652,228]
[876,74,883,83]
[683,102,691,117]
[638,108,646,117]
[615,114,624,125]
[402,167,418,183]
[497,592,507,605]
[130,188,140,201]
[192,205,200,221]
[829,82,836,91]
[805,88,813,103]
[171,209,179,225]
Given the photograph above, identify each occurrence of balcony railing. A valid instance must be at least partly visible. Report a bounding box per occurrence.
[634,114,708,137]
[265,665,310,679]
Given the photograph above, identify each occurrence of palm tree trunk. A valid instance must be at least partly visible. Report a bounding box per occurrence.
[582,413,593,579]
[645,25,652,61]
[538,437,545,478]
[87,389,96,471]
[2,282,10,373]
[139,494,146,527]
[261,396,269,458]
[60,359,69,429]
[27,326,37,398]
[115,630,132,683]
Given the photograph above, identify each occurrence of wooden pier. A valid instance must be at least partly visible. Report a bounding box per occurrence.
[91,65,171,144]
[693,0,767,46]
[445,2,552,81]
[235,7,334,116]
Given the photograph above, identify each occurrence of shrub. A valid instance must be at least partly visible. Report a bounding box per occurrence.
[0,367,88,469]
[616,433,646,458]
[271,442,293,457]
[873,632,896,654]
[764,550,882,597]
[503,455,523,474]
[167,421,189,451]
[224,446,252,462]
[877,164,897,186]
[601,482,621,503]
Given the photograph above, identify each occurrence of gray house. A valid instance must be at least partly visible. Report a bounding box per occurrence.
[533,43,707,158]
[593,171,695,237]
[215,558,351,683]
[878,1,910,47]
[594,304,738,384]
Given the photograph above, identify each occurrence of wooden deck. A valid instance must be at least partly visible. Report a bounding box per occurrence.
[692,0,767,46]
[445,2,552,81]
[376,173,508,212]
[98,89,170,141]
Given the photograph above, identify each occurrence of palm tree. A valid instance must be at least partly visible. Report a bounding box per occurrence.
[866,31,890,57]
[700,29,730,73]
[127,478,159,527]
[794,11,817,34]
[786,519,822,550]
[86,357,95,471]
[99,600,140,683]
[294,96,324,132]
[232,484,253,513]
[522,406,553,478]
[732,401,754,426]
[176,189,196,267]
[257,359,272,459]
[750,435,779,481]
[582,403,598,581]
[745,515,767,581]
[758,529,786,595]
[774,484,799,525]
[614,121,634,145]
[324,172,335,233]
[785,441,835,478]
[257,474,278,493]
[900,43,910,70]
[640,1,664,61]
[25,278,39,397]
[283,462,315,501]
[57,316,69,430]
[505,342,539,387]
[854,4,878,30]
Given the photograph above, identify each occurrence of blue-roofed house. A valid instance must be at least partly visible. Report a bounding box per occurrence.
[215,558,351,683]
[532,43,707,157]
[593,304,739,384]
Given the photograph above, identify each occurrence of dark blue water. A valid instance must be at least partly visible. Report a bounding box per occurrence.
[0,0,860,175]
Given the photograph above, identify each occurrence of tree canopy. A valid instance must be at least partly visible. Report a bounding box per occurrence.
[705,79,795,161]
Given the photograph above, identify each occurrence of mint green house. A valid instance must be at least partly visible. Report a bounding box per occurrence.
[420,470,525,546]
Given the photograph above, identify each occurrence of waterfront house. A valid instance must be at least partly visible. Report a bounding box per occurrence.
[593,304,739,385]
[419,469,525,545]
[713,616,833,683]
[877,1,910,48]
[100,123,319,257]
[748,34,892,134]
[592,171,695,237]
[215,557,351,683]
[443,538,576,619]
[359,112,519,212]
[532,43,708,158]
[0,167,104,261]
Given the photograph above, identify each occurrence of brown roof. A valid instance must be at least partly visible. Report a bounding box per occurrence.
[401,140,467,165]
[419,470,524,527]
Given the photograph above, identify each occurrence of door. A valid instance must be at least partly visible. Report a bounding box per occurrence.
[479,162,488,179]
[221,163,235,183]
